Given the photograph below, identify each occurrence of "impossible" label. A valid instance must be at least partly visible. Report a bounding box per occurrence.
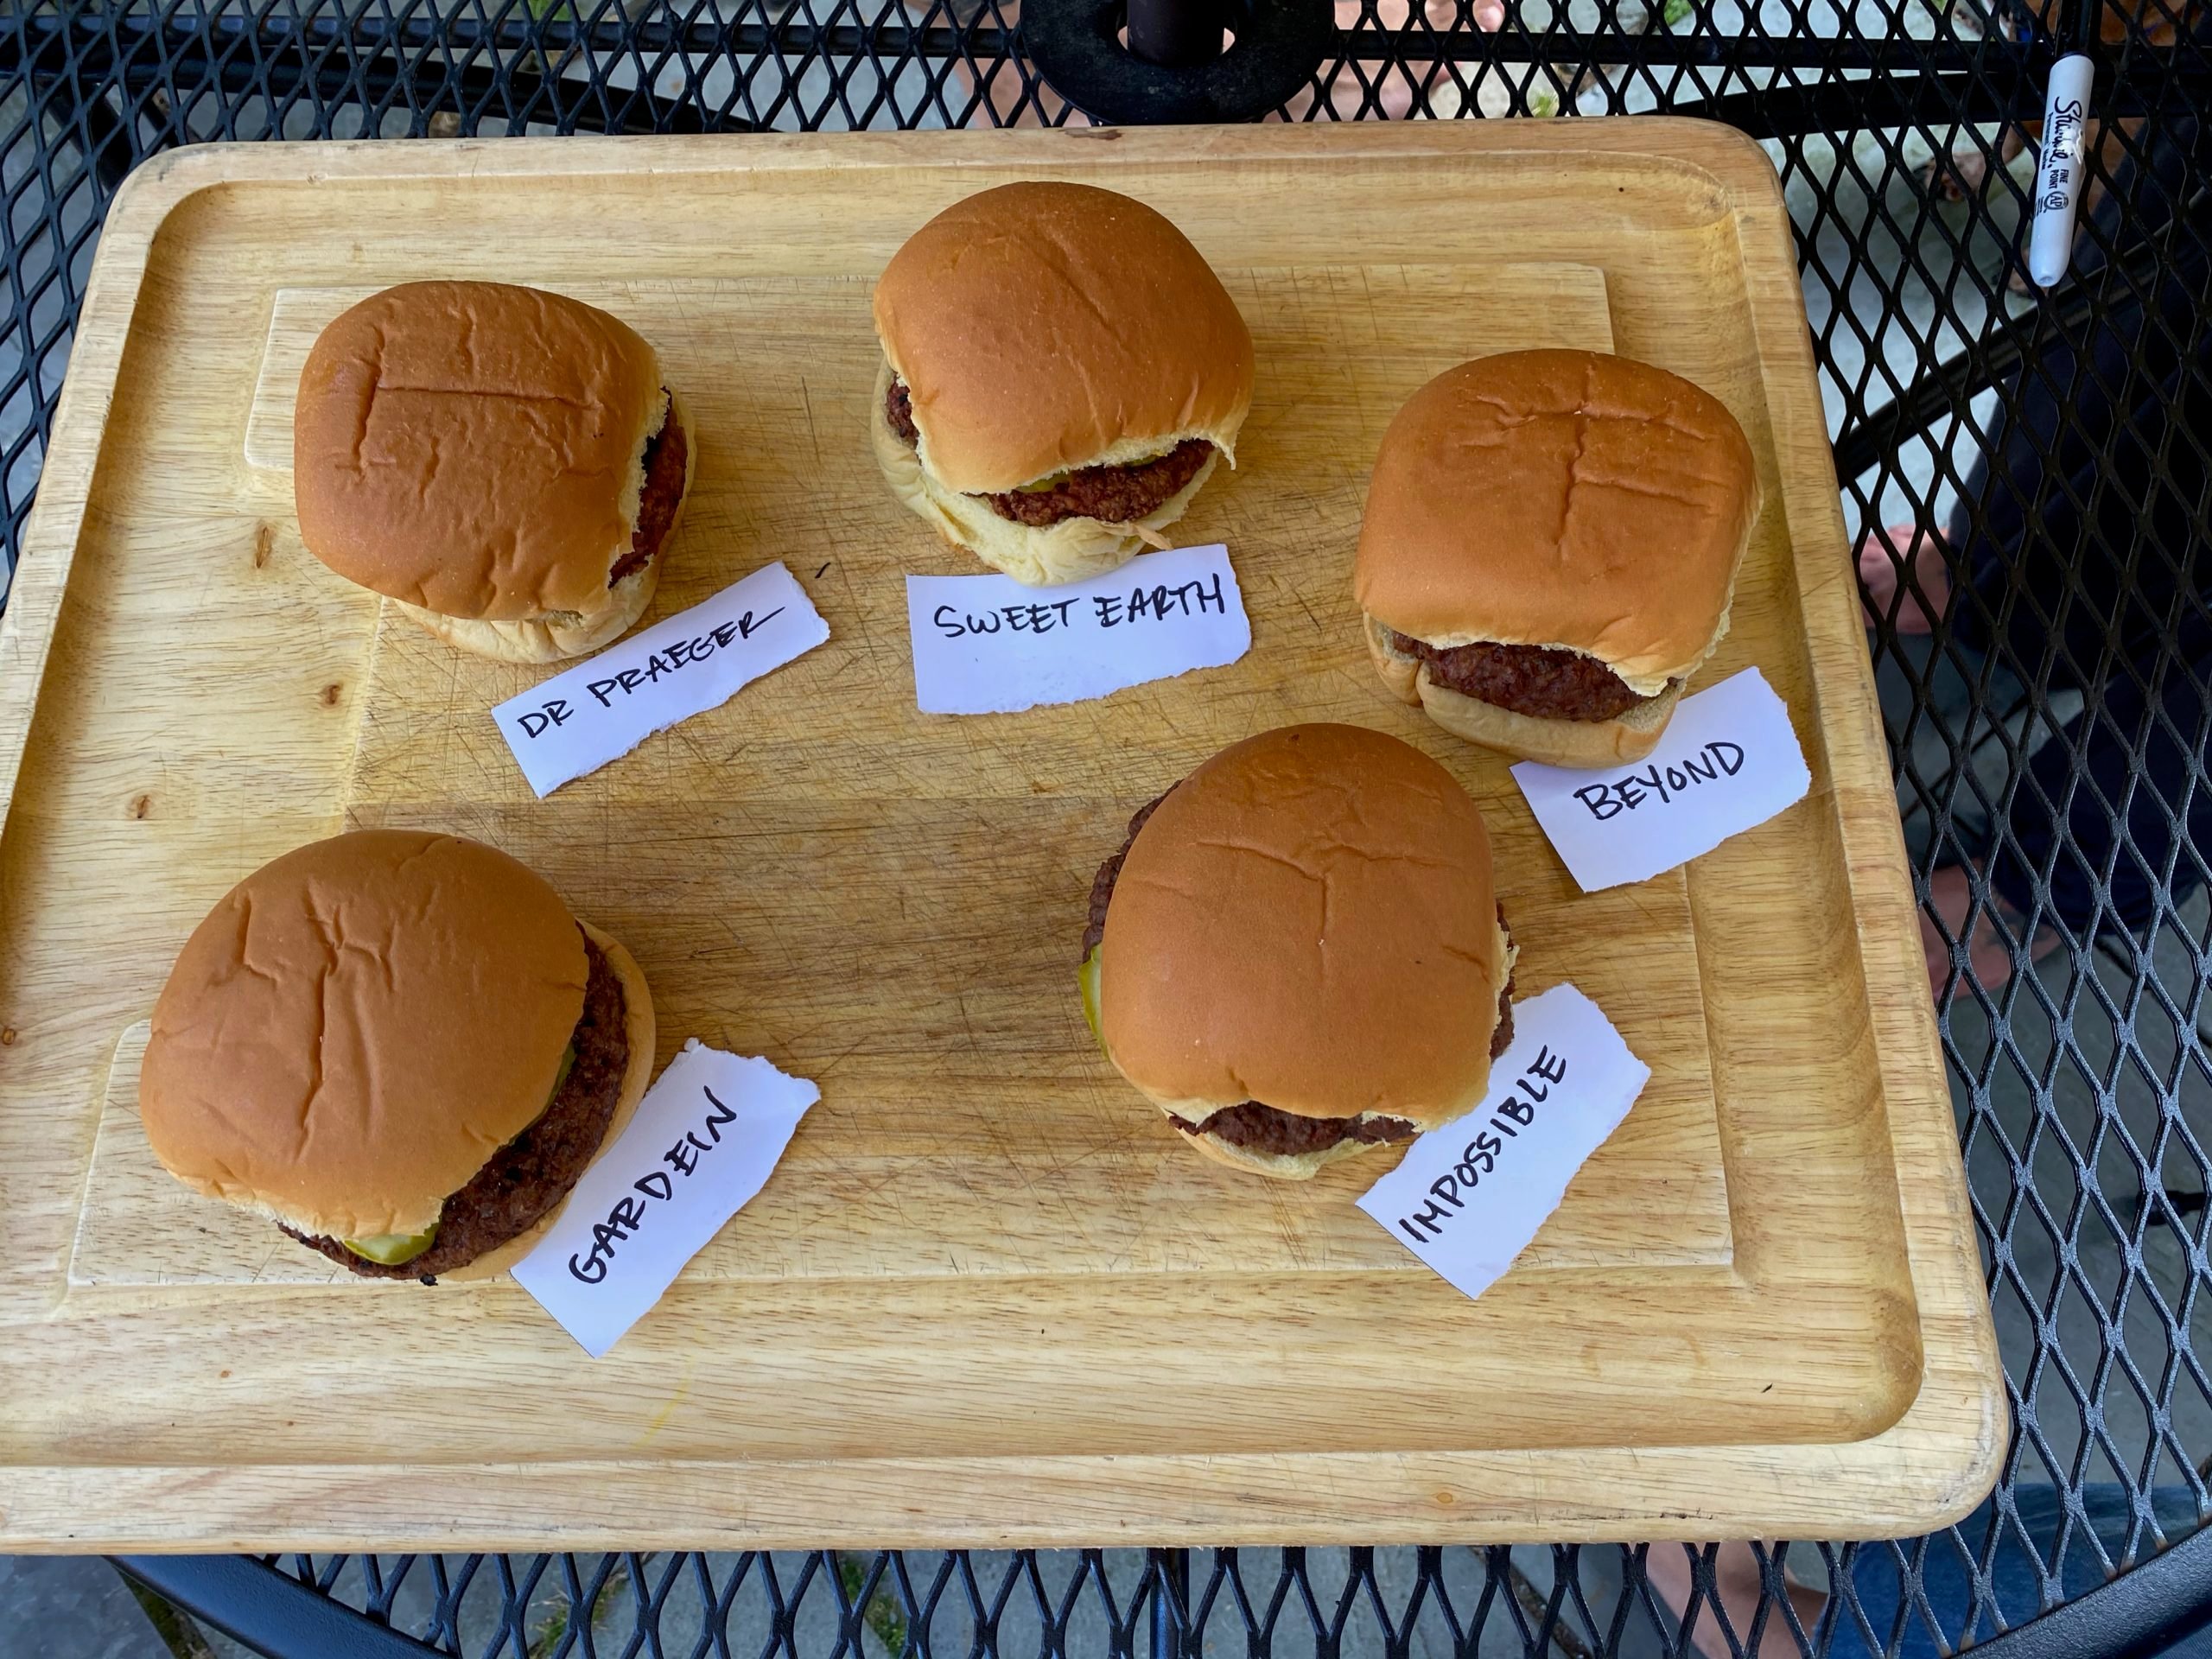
[1357,984,1649,1305]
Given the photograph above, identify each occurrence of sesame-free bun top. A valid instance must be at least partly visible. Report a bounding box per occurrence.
[139,830,590,1242]
[871,181,1255,494]
[294,281,664,621]
[1098,724,1508,1124]
[1353,349,1760,695]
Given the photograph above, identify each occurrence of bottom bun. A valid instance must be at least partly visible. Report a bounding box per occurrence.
[438,919,658,1282]
[402,545,663,664]
[1175,1118,1401,1182]
[872,363,1217,588]
[1364,615,1683,769]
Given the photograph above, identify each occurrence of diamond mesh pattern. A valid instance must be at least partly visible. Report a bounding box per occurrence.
[7,1,2212,1654]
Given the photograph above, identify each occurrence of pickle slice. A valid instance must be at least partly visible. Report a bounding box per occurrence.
[343,1225,437,1267]
[1079,946,1104,1045]
[549,1041,577,1100]
[337,1042,575,1268]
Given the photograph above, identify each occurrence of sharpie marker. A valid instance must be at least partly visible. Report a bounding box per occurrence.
[2029,54,2094,289]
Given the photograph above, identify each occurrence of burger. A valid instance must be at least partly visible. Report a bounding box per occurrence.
[871,181,1254,588]
[1354,349,1760,768]
[1079,723,1516,1179]
[293,280,694,663]
[138,830,655,1282]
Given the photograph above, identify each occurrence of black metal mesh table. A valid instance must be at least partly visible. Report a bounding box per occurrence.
[7,1,2211,1655]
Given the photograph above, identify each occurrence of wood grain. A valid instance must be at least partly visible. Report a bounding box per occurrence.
[0,122,2002,1551]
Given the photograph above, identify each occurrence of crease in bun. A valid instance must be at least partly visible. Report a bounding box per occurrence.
[1354,349,1760,697]
[294,283,693,661]
[1096,724,1511,1142]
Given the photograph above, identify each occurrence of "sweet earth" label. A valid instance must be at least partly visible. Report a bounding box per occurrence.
[904,543,1250,715]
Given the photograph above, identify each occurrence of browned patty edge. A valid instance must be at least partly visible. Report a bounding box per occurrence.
[1384,629,1666,723]
[607,397,685,587]
[887,373,1213,527]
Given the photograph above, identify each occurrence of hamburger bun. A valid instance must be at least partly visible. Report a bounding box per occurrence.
[869,362,1223,588]
[871,181,1252,586]
[1092,725,1515,1179]
[1354,349,1759,764]
[1176,1119,1408,1183]
[140,830,655,1278]
[294,282,694,662]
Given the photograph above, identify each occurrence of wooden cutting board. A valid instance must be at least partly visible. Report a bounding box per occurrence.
[0,122,2002,1551]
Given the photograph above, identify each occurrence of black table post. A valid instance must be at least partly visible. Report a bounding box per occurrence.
[1150,1548,1190,1659]
[1125,0,1229,67]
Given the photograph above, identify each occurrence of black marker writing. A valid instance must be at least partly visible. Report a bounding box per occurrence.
[579,609,785,711]
[1570,742,1745,821]
[933,599,1081,639]
[1395,1048,1572,1243]
[1093,572,1226,629]
[516,698,574,740]
[567,1084,741,1284]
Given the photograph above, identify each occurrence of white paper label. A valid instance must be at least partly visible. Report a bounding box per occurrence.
[492,562,830,797]
[1510,667,1811,891]
[905,543,1251,715]
[1357,984,1649,1304]
[512,1039,818,1357]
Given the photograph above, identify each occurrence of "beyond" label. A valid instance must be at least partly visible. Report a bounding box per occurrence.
[1510,668,1811,891]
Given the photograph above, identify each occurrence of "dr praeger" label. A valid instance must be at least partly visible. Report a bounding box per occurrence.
[492,561,830,798]
[1510,667,1811,890]
[1357,984,1649,1305]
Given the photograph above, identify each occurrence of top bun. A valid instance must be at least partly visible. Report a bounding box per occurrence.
[1353,349,1760,695]
[295,281,666,622]
[872,181,1254,493]
[140,830,590,1242]
[1098,724,1509,1126]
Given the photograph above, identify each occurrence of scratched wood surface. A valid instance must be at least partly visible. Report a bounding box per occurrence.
[0,124,2001,1551]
